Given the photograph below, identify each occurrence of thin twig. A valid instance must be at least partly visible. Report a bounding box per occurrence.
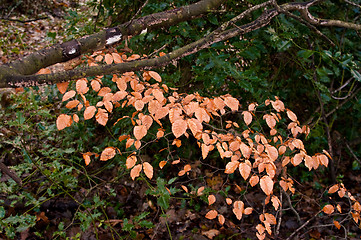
[282,189,301,223]
[286,210,322,240]
[130,0,150,22]
[0,154,22,185]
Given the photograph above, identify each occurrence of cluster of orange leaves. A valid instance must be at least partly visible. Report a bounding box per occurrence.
[48,49,361,239]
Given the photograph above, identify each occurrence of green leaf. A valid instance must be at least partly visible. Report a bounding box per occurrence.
[351,69,361,81]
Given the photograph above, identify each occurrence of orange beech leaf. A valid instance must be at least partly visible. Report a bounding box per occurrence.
[143,162,153,179]
[98,87,112,96]
[292,139,305,150]
[126,155,137,169]
[172,138,182,147]
[353,202,361,211]
[172,119,187,138]
[264,213,276,225]
[104,53,113,64]
[278,146,287,155]
[208,195,216,205]
[181,185,188,193]
[224,96,239,111]
[134,125,147,140]
[76,79,89,94]
[157,129,165,139]
[201,144,213,159]
[140,115,153,129]
[95,108,108,126]
[239,162,252,180]
[62,90,76,102]
[112,90,127,102]
[57,82,69,94]
[317,154,329,167]
[134,140,141,149]
[240,142,252,159]
[336,204,342,213]
[243,111,252,125]
[225,161,239,174]
[130,164,142,180]
[338,188,346,198]
[286,109,298,122]
[155,107,169,120]
[292,152,304,166]
[73,114,79,123]
[271,99,285,112]
[83,153,91,166]
[226,198,232,205]
[100,147,116,161]
[159,161,167,169]
[244,207,253,215]
[195,107,210,123]
[197,186,205,196]
[271,196,281,210]
[152,88,165,102]
[104,101,113,113]
[65,100,80,109]
[91,80,101,92]
[56,114,73,130]
[126,138,135,148]
[333,220,341,229]
[328,184,339,194]
[118,135,129,142]
[187,118,203,136]
[148,71,162,82]
[95,55,103,62]
[178,170,186,176]
[265,145,278,161]
[260,176,273,195]
[112,52,123,63]
[205,210,218,220]
[248,102,257,111]
[233,208,243,220]
[264,115,276,128]
[218,214,225,225]
[249,175,259,187]
[84,106,97,120]
[304,155,315,170]
[134,100,145,111]
[323,204,334,214]
[172,159,180,165]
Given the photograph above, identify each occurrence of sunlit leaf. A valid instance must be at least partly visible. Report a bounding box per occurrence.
[56,114,72,130]
[143,162,153,179]
[95,108,108,125]
[100,147,116,161]
[208,195,216,205]
[134,125,147,140]
[130,164,142,180]
[225,161,239,174]
[148,71,162,82]
[76,79,89,94]
[57,82,69,94]
[126,155,137,169]
[323,204,334,214]
[205,210,218,220]
[260,175,273,195]
[84,106,97,120]
[243,111,252,125]
[218,214,225,225]
[62,90,76,102]
[172,119,187,138]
